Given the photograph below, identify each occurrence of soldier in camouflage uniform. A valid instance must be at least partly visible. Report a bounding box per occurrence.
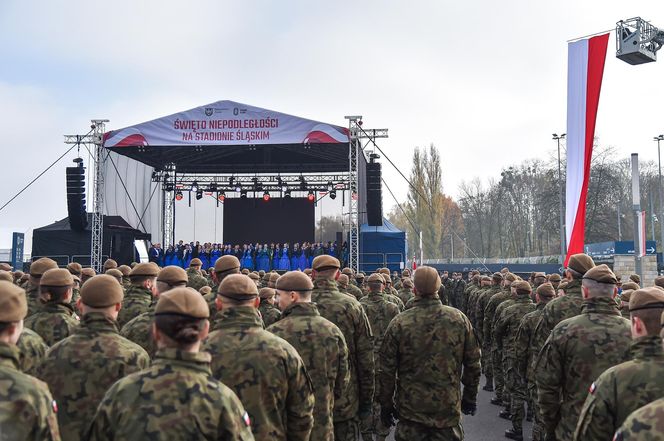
[0,281,61,440]
[311,255,374,441]
[258,287,281,327]
[397,277,414,305]
[66,262,83,310]
[38,275,150,440]
[17,327,48,376]
[105,268,124,285]
[381,273,405,311]
[453,273,467,312]
[80,267,95,286]
[378,266,481,440]
[268,271,350,441]
[25,257,58,317]
[468,275,491,330]
[536,264,632,441]
[463,273,480,316]
[205,274,314,441]
[121,265,188,357]
[474,272,503,391]
[618,288,633,319]
[87,287,254,441]
[344,271,365,300]
[206,255,241,318]
[118,264,132,288]
[355,273,368,298]
[614,397,664,441]
[547,273,561,290]
[186,258,210,291]
[574,287,664,441]
[360,273,400,441]
[490,274,520,409]
[337,273,351,296]
[117,262,159,328]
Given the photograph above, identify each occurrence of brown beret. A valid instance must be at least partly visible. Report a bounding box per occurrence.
[492,272,504,281]
[130,262,159,278]
[67,262,82,275]
[379,268,390,275]
[548,273,562,282]
[402,269,411,277]
[13,271,24,279]
[0,281,27,322]
[341,267,353,276]
[338,274,349,288]
[118,265,131,276]
[513,280,532,294]
[414,266,441,294]
[536,283,555,298]
[481,276,491,282]
[622,281,640,291]
[312,255,340,271]
[356,272,365,279]
[304,268,313,276]
[567,253,595,275]
[41,269,74,287]
[505,273,517,282]
[158,266,188,285]
[218,274,258,300]
[103,259,118,270]
[621,289,634,303]
[19,274,29,283]
[630,274,641,284]
[501,267,510,274]
[155,287,209,319]
[276,271,314,292]
[248,273,260,281]
[558,281,568,291]
[381,273,392,284]
[367,273,385,284]
[105,269,123,280]
[258,270,266,277]
[29,258,58,277]
[259,287,276,299]
[0,263,11,272]
[215,255,241,274]
[654,276,664,289]
[81,267,96,278]
[200,286,212,296]
[533,272,546,279]
[583,264,617,285]
[190,258,203,267]
[241,269,250,275]
[0,271,13,283]
[80,274,125,307]
[629,287,664,312]
[403,277,414,288]
[268,273,280,284]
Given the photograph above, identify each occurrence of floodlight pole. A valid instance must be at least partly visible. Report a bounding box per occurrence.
[631,153,644,282]
[553,133,566,263]
[655,135,664,258]
[90,120,108,272]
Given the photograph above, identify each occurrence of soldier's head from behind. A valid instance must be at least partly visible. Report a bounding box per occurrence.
[81,267,96,285]
[511,280,532,298]
[413,266,441,297]
[565,253,595,281]
[337,274,349,290]
[402,277,414,291]
[259,287,277,306]
[213,255,241,285]
[581,264,618,299]
[39,269,74,304]
[216,274,259,312]
[105,268,124,285]
[0,281,27,345]
[189,258,203,272]
[311,255,341,281]
[78,275,124,320]
[28,257,58,288]
[535,282,556,304]
[548,273,562,289]
[157,266,189,297]
[491,272,503,286]
[367,273,385,293]
[654,276,664,290]
[629,287,664,339]
[268,272,280,289]
[275,271,314,311]
[533,272,547,288]
[129,263,160,295]
[503,273,516,288]
[480,275,491,287]
[153,287,210,352]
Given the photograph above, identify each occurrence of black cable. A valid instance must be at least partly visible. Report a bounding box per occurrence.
[382,177,419,234]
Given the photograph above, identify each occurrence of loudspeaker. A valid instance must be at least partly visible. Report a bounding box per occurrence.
[366,161,383,226]
[66,161,88,231]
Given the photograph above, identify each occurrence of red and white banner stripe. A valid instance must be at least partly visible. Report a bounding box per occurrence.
[565,34,609,266]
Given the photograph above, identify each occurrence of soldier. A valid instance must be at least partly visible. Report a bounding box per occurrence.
[359,273,400,441]
[186,258,209,291]
[66,262,83,306]
[337,273,351,296]
[475,272,503,391]
[536,264,632,441]
[574,287,664,440]
[0,281,61,440]
[80,267,95,286]
[121,265,188,357]
[618,289,633,318]
[16,327,48,376]
[258,287,281,327]
[310,255,374,441]
[117,262,159,328]
[268,271,350,441]
[547,273,562,290]
[248,272,260,287]
[467,275,489,329]
[24,268,79,346]
[381,273,405,311]
[205,255,241,317]
[86,287,254,440]
[37,275,150,440]
[532,272,547,289]
[378,266,481,440]
[103,258,118,271]
[25,257,58,317]
[629,274,641,286]
[396,277,414,305]
[205,274,314,440]
[356,272,368,297]
[344,272,365,300]
[453,272,468,312]
[105,268,124,285]
[614,397,664,441]
[118,265,132,288]
[654,275,664,290]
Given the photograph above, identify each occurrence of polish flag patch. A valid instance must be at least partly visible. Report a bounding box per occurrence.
[589,382,597,394]
[242,411,251,427]
[52,400,58,413]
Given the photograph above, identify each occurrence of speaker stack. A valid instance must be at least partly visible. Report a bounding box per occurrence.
[66,158,88,231]
[366,155,383,226]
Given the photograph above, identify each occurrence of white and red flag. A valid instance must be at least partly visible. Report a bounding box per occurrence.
[565,34,609,266]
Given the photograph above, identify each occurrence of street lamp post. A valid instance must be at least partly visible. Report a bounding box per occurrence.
[655,134,664,257]
[553,133,567,263]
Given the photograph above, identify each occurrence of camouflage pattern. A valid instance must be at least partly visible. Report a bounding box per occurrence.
[483,287,512,400]
[394,420,464,441]
[311,277,375,427]
[385,291,405,311]
[536,297,632,441]
[117,285,153,328]
[24,302,79,346]
[204,306,314,441]
[186,268,209,291]
[475,285,501,383]
[574,335,664,441]
[396,286,414,306]
[378,295,481,430]
[258,299,281,327]
[346,283,364,301]
[120,310,157,357]
[69,288,80,313]
[37,312,150,441]
[25,281,41,317]
[0,342,61,440]
[437,283,449,306]
[466,284,484,327]
[453,279,467,311]
[17,328,48,376]
[204,287,218,317]
[86,348,254,441]
[268,302,350,441]
[614,397,664,441]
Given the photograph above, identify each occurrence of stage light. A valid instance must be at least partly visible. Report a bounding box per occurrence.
[263,191,270,202]
[307,191,315,202]
[196,189,203,200]
[284,189,292,199]
[191,181,199,191]
[175,191,183,201]
[329,190,337,200]
[218,191,226,202]
[299,175,307,190]
[209,182,217,192]
[235,183,242,192]
[240,190,247,199]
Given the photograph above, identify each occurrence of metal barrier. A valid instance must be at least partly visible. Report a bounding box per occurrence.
[359,252,404,273]
[28,255,110,268]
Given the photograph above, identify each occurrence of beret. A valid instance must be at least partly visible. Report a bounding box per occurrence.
[621,281,640,291]
[190,258,203,267]
[81,268,96,278]
[0,271,13,283]
[414,266,441,294]
[492,272,504,280]
[155,287,209,319]
[130,262,138,268]
[312,255,340,271]
[259,287,276,299]
[248,273,260,281]
[130,262,159,278]
[536,283,555,298]
[158,266,188,285]
[629,287,664,312]
[381,273,392,284]
[402,269,411,276]
[200,286,212,296]
[103,259,118,270]
[276,271,314,292]
[654,276,664,289]
[548,273,562,282]
[558,281,568,291]
[367,273,385,284]
[402,277,414,288]
[582,264,617,285]
[80,274,125,307]
[481,276,491,282]
[13,271,24,279]
[268,273,280,285]
[105,269,123,279]
[630,274,641,284]
[218,274,258,300]
[337,274,349,287]
[29,258,58,277]
[304,268,313,276]
[341,268,353,276]
[66,262,82,275]
[533,272,546,279]
[505,273,517,282]
[567,253,595,275]
[41,268,74,287]
[0,281,27,322]
[356,272,365,279]
[0,263,11,272]
[258,270,266,277]
[501,267,510,274]
[19,274,29,282]
[621,289,634,303]
[241,269,250,275]
[118,265,131,276]
[379,268,390,275]
[215,255,241,274]
[513,280,532,293]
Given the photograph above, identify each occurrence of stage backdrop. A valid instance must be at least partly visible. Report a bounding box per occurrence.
[223,197,315,245]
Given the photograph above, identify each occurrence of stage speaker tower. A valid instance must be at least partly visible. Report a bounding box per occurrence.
[366,154,383,226]
[66,158,88,231]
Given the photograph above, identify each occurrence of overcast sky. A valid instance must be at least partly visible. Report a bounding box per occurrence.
[1,0,663,251]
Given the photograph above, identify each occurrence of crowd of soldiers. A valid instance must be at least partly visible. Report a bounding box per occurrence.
[2,250,664,440]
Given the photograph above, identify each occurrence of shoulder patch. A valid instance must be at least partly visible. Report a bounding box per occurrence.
[52,400,58,413]
[242,411,251,427]
[589,382,597,394]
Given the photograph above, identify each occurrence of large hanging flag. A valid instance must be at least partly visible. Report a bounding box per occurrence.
[565,33,609,266]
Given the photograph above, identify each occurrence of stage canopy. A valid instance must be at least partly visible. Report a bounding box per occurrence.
[103,100,350,173]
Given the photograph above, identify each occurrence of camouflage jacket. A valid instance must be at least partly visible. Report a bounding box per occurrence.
[346,283,364,301]
[0,342,61,440]
[117,285,153,328]
[536,297,632,441]
[464,284,479,321]
[268,303,350,441]
[17,328,48,376]
[385,292,405,311]
[258,300,281,328]
[311,278,375,422]
[614,397,664,441]
[493,295,534,378]
[359,292,400,356]
[574,335,664,441]
[186,268,209,291]
[514,303,545,385]
[396,287,414,306]
[25,282,41,317]
[24,302,79,346]
[120,310,157,358]
[37,312,150,441]
[475,285,501,344]
[483,288,512,351]
[86,348,254,441]
[204,307,314,441]
[378,296,481,428]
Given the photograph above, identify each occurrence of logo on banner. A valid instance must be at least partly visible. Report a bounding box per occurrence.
[205,108,214,117]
